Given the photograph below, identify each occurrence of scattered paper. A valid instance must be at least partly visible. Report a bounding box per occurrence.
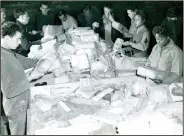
[59,101,71,112]
[92,88,114,101]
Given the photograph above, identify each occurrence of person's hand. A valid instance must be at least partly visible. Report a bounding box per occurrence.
[108,13,115,22]
[124,32,132,38]
[26,67,35,78]
[40,31,44,36]
[152,79,163,84]
[122,41,130,46]
[114,52,122,58]
[38,45,42,50]
[92,22,99,30]
[171,84,183,96]
[92,22,99,28]
[29,30,39,35]
[172,87,183,96]
[144,63,151,68]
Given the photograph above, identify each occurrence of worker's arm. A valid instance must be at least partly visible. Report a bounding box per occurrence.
[15,53,39,70]
[162,49,183,84]
[144,45,158,67]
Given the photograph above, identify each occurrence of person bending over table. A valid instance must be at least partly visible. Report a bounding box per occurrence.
[57,9,78,33]
[13,8,41,56]
[144,25,183,84]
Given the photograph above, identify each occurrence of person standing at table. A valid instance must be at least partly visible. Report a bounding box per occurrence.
[161,7,183,50]
[121,10,150,57]
[13,8,38,56]
[1,22,31,135]
[106,5,138,39]
[101,4,127,48]
[102,4,117,47]
[1,9,9,134]
[30,2,55,37]
[78,4,102,27]
[123,5,138,39]
[78,4,102,35]
[57,9,78,32]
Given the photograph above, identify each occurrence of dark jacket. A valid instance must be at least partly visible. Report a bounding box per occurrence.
[161,17,183,50]
[14,21,33,56]
[36,13,55,31]
[1,47,30,99]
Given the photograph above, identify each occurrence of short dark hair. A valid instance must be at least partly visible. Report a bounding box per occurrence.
[126,5,138,12]
[152,25,170,37]
[135,10,148,21]
[166,7,177,18]
[83,4,91,11]
[1,22,23,37]
[103,3,114,15]
[40,2,50,8]
[58,9,66,17]
[14,8,26,19]
[104,3,112,10]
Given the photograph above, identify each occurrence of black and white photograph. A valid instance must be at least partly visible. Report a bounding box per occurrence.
[1,0,183,135]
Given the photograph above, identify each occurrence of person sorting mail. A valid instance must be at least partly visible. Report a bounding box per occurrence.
[1,22,32,135]
[57,9,78,32]
[13,8,40,56]
[144,25,183,84]
[121,10,150,57]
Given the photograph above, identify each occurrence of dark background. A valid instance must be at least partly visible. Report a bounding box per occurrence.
[1,1,183,50]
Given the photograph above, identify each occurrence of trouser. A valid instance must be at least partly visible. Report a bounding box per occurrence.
[1,91,9,135]
[2,91,29,135]
[8,111,27,135]
[1,116,9,135]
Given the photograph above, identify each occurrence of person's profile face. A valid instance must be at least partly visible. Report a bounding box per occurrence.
[40,4,49,15]
[6,31,22,50]
[127,10,136,19]
[1,11,6,24]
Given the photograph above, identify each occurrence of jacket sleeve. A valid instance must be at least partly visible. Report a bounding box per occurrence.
[15,53,38,70]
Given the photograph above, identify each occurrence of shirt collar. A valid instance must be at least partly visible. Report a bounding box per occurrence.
[16,20,22,26]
